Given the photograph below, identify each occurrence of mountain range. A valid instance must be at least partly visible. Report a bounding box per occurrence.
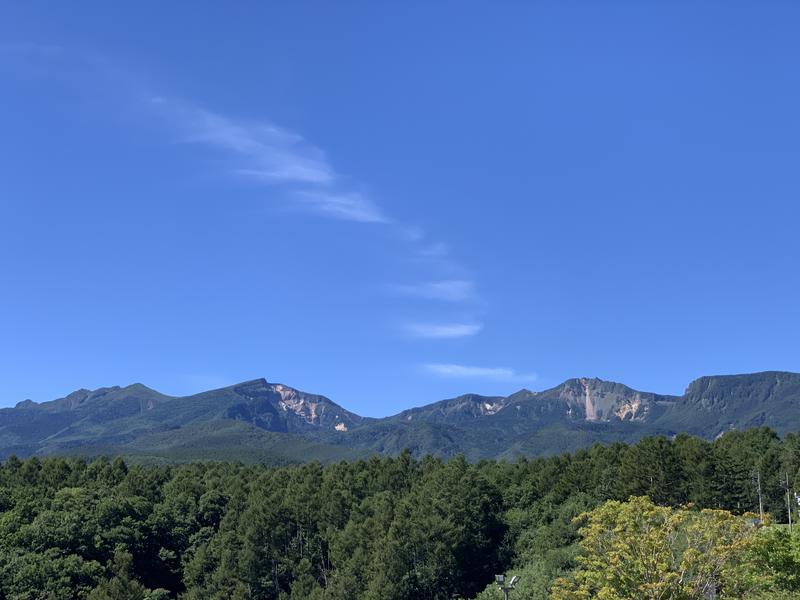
[2,371,799,464]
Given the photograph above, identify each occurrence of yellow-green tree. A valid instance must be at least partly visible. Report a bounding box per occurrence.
[551,496,767,600]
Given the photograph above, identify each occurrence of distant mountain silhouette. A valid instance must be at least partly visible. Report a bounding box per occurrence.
[2,371,799,463]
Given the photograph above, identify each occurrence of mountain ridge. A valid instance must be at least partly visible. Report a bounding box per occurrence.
[2,370,799,463]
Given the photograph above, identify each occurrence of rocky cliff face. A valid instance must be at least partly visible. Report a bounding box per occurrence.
[679,371,800,412]
[554,378,675,422]
[383,378,677,427]
[652,371,800,436]
[223,379,365,433]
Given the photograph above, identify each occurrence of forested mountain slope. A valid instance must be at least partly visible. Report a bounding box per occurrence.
[0,379,367,463]
[1,371,799,462]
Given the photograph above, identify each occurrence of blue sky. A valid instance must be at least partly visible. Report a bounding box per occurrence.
[1,2,799,415]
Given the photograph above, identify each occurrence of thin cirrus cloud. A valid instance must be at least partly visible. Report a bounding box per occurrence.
[425,363,538,382]
[150,96,486,338]
[154,97,333,184]
[389,280,476,302]
[149,97,388,223]
[404,322,484,339]
[293,190,387,224]
[3,45,488,357]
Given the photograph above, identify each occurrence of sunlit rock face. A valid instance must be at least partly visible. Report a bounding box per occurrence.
[223,379,365,433]
[554,378,675,422]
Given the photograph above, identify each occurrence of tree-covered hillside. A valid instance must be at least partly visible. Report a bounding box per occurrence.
[3,427,800,598]
[4,372,800,464]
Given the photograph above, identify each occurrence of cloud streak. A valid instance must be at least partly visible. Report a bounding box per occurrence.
[389,280,476,302]
[150,98,483,337]
[404,322,483,339]
[425,363,538,382]
[293,190,387,224]
[2,45,489,361]
[150,97,388,223]
[155,98,333,184]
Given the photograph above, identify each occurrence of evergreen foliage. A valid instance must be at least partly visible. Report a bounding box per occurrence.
[2,428,800,598]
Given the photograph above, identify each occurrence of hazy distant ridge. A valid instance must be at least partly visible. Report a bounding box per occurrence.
[2,371,799,463]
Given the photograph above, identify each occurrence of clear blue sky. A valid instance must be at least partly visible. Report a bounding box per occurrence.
[1,2,799,415]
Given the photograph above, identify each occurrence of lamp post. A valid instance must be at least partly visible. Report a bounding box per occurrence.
[495,574,520,600]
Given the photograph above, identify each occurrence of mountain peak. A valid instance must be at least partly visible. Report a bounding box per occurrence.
[58,387,120,410]
[123,383,162,395]
[507,388,536,400]
[560,376,628,389]
[3,371,800,463]
[390,392,507,424]
[551,377,670,422]
[213,378,270,392]
[216,378,364,433]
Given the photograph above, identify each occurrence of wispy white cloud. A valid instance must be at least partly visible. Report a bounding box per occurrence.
[151,98,335,185]
[148,97,490,337]
[425,363,538,382]
[2,46,488,347]
[389,280,476,302]
[404,322,483,339]
[149,97,393,224]
[150,98,487,330]
[293,190,388,224]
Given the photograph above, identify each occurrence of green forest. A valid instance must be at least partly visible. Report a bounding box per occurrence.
[3,427,800,599]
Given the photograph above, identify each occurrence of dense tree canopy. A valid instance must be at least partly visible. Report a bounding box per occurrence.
[2,427,800,598]
[551,497,764,599]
